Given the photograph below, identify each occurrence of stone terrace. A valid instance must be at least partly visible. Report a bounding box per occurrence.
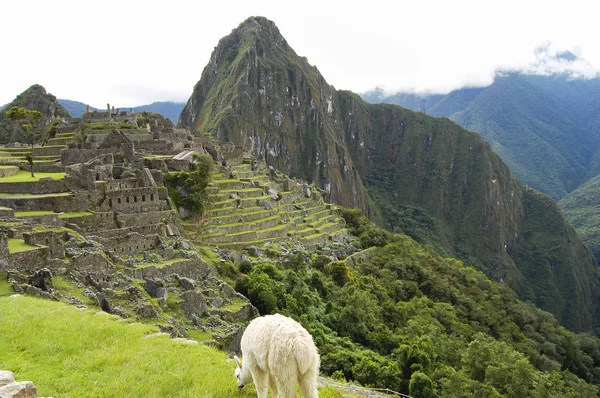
[187,163,348,250]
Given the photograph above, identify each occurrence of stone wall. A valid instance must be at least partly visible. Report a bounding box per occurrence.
[33,146,63,156]
[23,230,65,259]
[102,232,161,255]
[0,207,15,218]
[135,140,174,154]
[116,210,173,228]
[0,180,66,194]
[71,251,113,273]
[7,247,48,270]
[0,162,65,173]
[105,187,163,214]
[165,158,191,171]
[0,191,89,213]
[131,258,214,281]
[61,148,115,166]
[0,166,19,177]
[17,213,61,227]
[0,231,8,258]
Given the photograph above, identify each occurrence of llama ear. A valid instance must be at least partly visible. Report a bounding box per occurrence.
[234,355,242,367]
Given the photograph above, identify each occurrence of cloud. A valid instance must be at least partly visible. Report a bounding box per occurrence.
[503,42,600,79]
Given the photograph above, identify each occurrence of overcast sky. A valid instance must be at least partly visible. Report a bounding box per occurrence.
[2,0,599,107]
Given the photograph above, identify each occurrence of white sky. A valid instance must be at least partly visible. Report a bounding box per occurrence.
[2,0,600,107]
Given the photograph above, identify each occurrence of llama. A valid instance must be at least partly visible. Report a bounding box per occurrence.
[233,314,320,398]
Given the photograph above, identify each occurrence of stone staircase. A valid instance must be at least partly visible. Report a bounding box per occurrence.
[188,164,348,249]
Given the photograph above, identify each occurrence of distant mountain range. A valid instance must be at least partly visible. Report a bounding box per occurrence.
[362,74,600,201]
[57,99,185,123]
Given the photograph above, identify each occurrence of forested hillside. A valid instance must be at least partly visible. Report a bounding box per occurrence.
[178,16,600,335]
[362,74,600,201]
[229,210,600,396]
[559,175,600,265]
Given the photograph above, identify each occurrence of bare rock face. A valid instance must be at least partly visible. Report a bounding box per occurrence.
[178,17,375,217]
[0,371,38,398]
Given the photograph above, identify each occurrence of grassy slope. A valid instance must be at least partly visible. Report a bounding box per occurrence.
[0,295,342,398]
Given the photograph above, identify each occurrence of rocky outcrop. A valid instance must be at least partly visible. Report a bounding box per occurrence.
[0,84,71,144]
[0,371,37,398]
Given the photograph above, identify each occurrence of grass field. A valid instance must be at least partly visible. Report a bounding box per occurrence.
[7,238,41,253]
[0,171,65,182]
[0,296,344,397]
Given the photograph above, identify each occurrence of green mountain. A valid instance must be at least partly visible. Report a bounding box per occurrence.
[0,84,70,144]
[179,17,600,334]
[57,99,185,122]
[362,74,600,201]
[559,174,600,265]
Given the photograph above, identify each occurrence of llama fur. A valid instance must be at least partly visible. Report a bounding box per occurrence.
[234,314,320,398]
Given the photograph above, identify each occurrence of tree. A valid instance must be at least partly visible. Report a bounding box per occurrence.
[6,106,42,177]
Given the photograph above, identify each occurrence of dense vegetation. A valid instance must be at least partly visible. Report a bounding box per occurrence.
[231,210,600,397]
[559,174,600,265]
[164,154,213,216]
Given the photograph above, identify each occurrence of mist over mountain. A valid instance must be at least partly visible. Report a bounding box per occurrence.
[179,16,600,334]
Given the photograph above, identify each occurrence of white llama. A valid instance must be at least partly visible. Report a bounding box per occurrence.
[233,314,320,398]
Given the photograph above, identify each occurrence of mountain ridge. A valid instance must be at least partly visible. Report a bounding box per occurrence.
[179,16,600,334]
[56,99,185,122]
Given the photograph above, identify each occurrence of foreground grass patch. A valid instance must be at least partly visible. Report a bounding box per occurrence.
[0,296,256,397]
[0,296,347,397]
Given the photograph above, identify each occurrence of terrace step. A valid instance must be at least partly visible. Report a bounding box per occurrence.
[217,188,265,201]
[206,205,265,217]
[198,224,288,244]
[209,195,273,210]
[200,236,289,250]
[200,214,280,235]
[314,222,341,235]
[209,208,277,224]
[287,227,317,238]
[208,179,254,190]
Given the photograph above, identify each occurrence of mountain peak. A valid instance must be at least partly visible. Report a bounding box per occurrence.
[0,84,70,143]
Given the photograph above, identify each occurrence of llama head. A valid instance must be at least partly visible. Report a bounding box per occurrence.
[234,355,252,388]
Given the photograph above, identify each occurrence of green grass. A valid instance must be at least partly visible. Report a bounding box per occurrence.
[138,258,186,269]
[14,210,55,217]
[0,296,257,397]
[58,211,93,218]
[0,171,65,182]
[52,276,96,306]
[7,238,41,253]
[0,272,14,296]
